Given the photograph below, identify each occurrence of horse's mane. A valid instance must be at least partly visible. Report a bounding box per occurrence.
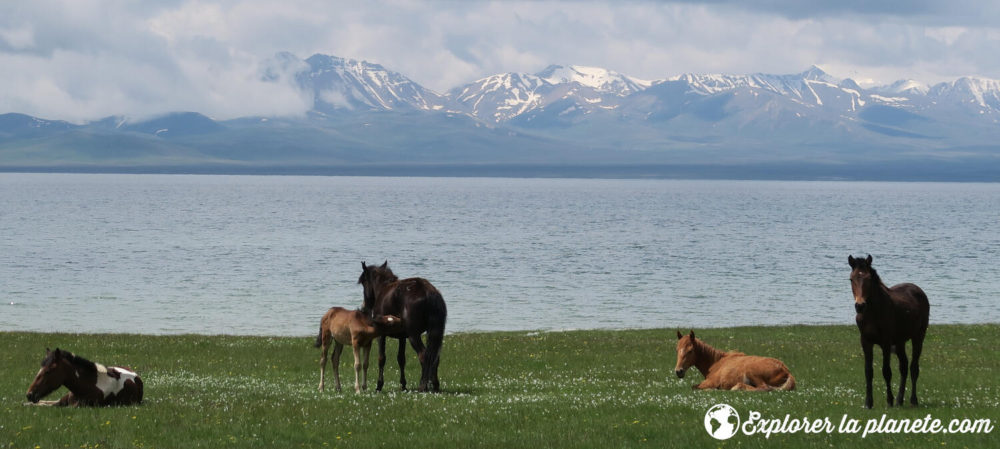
[373,265,399,284]
[43,350,98,376]
[869,266,883,285]
[694,337,730,360]
[864,265,892,296]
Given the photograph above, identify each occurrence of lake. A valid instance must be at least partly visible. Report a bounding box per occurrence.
[1,173,998,335]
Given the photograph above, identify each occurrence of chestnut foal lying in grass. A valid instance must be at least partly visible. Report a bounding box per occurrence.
[674,330,795,391]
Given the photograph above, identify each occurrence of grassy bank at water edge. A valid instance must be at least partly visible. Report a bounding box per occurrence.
[1,325,997,448]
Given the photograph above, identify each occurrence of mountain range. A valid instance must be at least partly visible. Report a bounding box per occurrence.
[2,53,999,180]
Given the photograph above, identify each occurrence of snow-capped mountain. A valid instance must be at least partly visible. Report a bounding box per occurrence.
[872,79,929,96]
[298,54,447,113]
[664,66,868,113]
[928,77,1000,112]
[536,65,652,95]
[449,64,653,123]
[448,72,550,122]
[3,54,1000,180]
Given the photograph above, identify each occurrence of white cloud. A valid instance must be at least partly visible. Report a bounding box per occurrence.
[0,24,35,50]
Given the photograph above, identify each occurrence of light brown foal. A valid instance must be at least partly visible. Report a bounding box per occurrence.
[674,331,796,391]
[315,307,402,393]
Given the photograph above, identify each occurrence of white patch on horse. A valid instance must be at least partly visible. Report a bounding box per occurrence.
[94,364,138,399]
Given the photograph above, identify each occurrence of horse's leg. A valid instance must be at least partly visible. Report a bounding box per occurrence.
[332,342,344,392]
[376,336,387,392]
[426,327,445,393]
[910,337,924,406]
[352,343,363,394]
[432,349,441,392]
[895,342,909,406]
[396,337,407,391]
[318,341,330,391]
[56,392,77,407]
[407,332,429,392]
[361,343,371,392]
[730,374,767,391]
[694,379,717,390]
[881,343,894,407]
[862,339,874,409]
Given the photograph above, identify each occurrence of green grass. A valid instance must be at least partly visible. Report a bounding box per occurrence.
[1,325,997,448]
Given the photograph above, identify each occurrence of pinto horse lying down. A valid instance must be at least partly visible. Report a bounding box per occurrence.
[674,331,795,391]
[25,348,143,406]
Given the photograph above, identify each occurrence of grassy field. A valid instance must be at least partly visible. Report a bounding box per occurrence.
[1,325,997,448]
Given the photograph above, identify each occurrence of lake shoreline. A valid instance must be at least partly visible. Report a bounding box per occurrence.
[4,161,1000,182]
[4,322,998,338]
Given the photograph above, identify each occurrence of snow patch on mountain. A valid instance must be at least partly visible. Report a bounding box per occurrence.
[537,65,652,95]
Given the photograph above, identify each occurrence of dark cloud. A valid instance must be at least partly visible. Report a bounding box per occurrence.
[661,0,1000,26]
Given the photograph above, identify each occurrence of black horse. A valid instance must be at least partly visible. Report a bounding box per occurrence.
[848,254,930,408]
[358,261,447,392]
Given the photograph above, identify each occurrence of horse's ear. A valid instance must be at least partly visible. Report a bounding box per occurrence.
[676,331,682,340]
[381,260,388,268]
[848,255,856,268]
[865,254,873,265]
[362,261,367,270]
[689,330,695,339]
[52,348,62,358]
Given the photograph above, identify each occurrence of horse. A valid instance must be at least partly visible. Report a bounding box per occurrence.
[314,307,403,393]
[358,261,447,392]
[674,331,796,391]
[848,254,930,408]
[25,348,143,407]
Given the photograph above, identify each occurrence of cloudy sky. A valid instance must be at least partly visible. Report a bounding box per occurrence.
[2,0,998,122]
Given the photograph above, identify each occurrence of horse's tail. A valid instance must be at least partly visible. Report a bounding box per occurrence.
[423,291,447,390]
[425,291,447,356]
[779,373,796,391]
[314,318,326,348]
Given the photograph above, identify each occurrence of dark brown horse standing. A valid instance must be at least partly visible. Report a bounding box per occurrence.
[25,348,143,407]
[849,254,930,409]
[359,261,447,392]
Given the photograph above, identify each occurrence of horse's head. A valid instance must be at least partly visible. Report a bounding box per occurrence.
[674,330,697,378]
[848,254,878,314]
[358,261,398,317]
[26,348,71,403]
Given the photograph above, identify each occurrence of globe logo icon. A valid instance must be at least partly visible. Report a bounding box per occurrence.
[704,403,740,440]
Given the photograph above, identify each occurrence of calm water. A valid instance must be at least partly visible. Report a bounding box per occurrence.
[1,174,998,335]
